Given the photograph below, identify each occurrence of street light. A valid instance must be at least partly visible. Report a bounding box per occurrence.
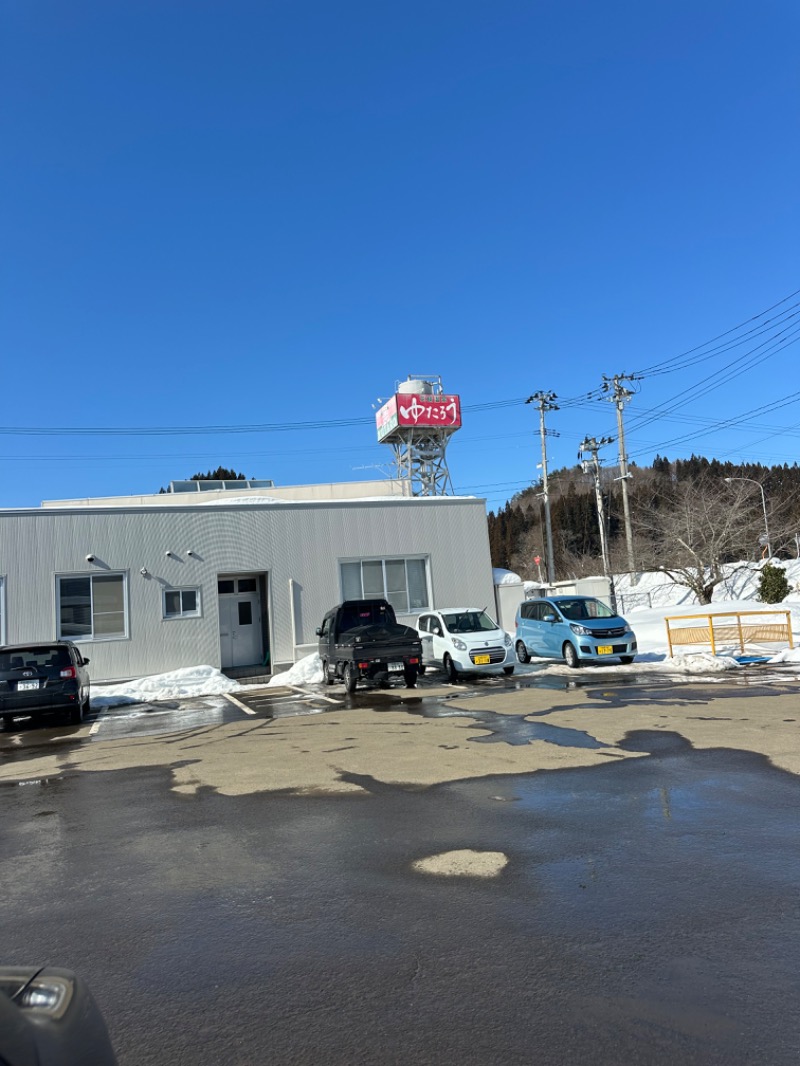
[724,477,772,560]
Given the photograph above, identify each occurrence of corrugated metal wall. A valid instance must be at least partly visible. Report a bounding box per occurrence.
[0,498,494,682]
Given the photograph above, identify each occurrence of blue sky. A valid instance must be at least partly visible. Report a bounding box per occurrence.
[1,0,798,510]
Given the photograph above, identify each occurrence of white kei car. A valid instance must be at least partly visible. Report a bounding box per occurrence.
[416,608,515,682]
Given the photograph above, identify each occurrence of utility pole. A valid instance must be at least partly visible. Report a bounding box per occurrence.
[601,373,639,574]
[578,435,618,614]
[525,391,559,584]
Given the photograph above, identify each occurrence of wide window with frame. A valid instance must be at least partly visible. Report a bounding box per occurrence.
[57,573,128,641]
[340,557,429,614]
[163,587,201,619]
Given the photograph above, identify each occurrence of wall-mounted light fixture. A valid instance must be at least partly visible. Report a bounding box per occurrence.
[140,567,149,577]
[186,550,196,557]
[86,554,96,563]
[165,550,173,557]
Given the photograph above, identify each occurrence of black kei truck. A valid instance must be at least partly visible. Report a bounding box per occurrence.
[316,599,423,693]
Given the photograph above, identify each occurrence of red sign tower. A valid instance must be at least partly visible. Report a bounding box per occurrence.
[375,376,462,495]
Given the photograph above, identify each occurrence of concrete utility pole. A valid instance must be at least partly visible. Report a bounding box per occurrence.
[525,391,559,584]
[578,435,618,614]
[601,373,639,574]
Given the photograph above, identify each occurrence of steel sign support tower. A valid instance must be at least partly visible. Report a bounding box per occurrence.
[375,376,461,496]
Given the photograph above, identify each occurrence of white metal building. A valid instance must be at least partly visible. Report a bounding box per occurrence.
[0,479,495,683]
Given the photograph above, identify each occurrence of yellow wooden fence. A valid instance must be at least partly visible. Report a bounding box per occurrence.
[664,610,794,657]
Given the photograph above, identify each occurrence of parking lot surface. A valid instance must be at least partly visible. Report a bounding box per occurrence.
[2,668,800,1064]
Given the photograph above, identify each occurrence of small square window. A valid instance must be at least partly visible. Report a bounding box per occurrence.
[218,580,235,594]
[163,588,201,619]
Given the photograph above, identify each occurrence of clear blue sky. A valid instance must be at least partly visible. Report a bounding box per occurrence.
[2,0,798,509]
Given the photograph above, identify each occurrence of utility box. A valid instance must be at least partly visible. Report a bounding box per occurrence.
[493,575,526,634]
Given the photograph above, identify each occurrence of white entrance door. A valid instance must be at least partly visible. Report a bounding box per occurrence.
[218,593,263,668]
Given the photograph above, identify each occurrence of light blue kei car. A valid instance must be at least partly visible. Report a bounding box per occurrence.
[514,595,637,669]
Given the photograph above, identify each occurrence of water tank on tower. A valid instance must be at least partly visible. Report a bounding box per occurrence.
[375,375,462,495]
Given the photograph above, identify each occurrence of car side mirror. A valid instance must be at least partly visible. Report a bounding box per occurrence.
[315,627,322,636]
[81,656,90,665]
[543,614,556,623]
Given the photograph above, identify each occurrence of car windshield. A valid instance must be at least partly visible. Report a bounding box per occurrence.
[555,598,615,621]
[0,646,71,671]
[441,611,497,634]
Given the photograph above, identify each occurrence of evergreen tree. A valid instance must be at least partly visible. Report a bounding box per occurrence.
[757,563,791,604]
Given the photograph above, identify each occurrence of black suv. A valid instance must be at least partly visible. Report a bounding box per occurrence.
[0,642,91,730]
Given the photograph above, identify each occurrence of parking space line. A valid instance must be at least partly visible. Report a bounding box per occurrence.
[89,719,103,735]
[223,693,257,715]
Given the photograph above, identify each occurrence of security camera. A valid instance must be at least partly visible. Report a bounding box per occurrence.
[186,549,195,557]
[165,550,173,557]
[86,554,95,563]
[140,567,149,577]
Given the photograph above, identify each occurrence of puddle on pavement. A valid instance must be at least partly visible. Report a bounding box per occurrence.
[374,700,607,750]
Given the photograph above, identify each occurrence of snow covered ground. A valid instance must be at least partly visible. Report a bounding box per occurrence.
[89,559,800,707]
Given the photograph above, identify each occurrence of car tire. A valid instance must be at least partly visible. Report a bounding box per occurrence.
[619,656,634,665]
[403,665,418,689]
[417,664,426,676]
[1,716,15,732]
[322,658,334,685]
[515,641,530,664]
[343,662,358,694]
[503,666,515,675]
[69,699,84,726]
[444,654,459,683]
[563,642,581,669]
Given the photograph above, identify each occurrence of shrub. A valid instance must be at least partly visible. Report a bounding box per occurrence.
[757,563,791,604]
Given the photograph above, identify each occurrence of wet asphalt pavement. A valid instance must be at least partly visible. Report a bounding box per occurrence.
[2,673,800,1065]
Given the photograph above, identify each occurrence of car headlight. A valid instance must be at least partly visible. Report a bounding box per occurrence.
[570,624,592,636]
[451,638,467,651]
[503,634,513,647]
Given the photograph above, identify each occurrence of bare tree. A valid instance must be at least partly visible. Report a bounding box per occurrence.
[633,475,764,604]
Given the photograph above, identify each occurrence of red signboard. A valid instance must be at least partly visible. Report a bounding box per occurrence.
[376,393,461,441]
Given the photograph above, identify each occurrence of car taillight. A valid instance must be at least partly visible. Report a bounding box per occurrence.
[60,666,77,679]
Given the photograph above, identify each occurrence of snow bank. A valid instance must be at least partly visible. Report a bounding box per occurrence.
[266,653,324,687]
[91,665,241,709]
[664,652,741,673]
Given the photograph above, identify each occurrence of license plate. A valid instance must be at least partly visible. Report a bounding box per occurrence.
[388,662,404,672]
[597,646,612,655]
[17,680,39,691]
[473,654,491,665]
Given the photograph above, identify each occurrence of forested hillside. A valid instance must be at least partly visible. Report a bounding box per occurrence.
[487,455,800,585]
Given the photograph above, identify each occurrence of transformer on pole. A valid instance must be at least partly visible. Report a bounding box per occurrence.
[375,376,461,496]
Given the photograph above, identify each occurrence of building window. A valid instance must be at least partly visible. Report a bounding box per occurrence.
[340,558,429,614]
[163,588,201,619]
[57,573,128,641]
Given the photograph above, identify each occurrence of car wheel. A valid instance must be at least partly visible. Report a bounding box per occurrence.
[1,716,15,732]
[69,699,84,726]
[619,656,634,665]
[403,665,418,689]
[343,662,358,694]
[515,641,530,664]
[322,658,334,685]
[444,654,459,683]
[81,694,91,718]
[563,642,581,669]
[503,666,515,676]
